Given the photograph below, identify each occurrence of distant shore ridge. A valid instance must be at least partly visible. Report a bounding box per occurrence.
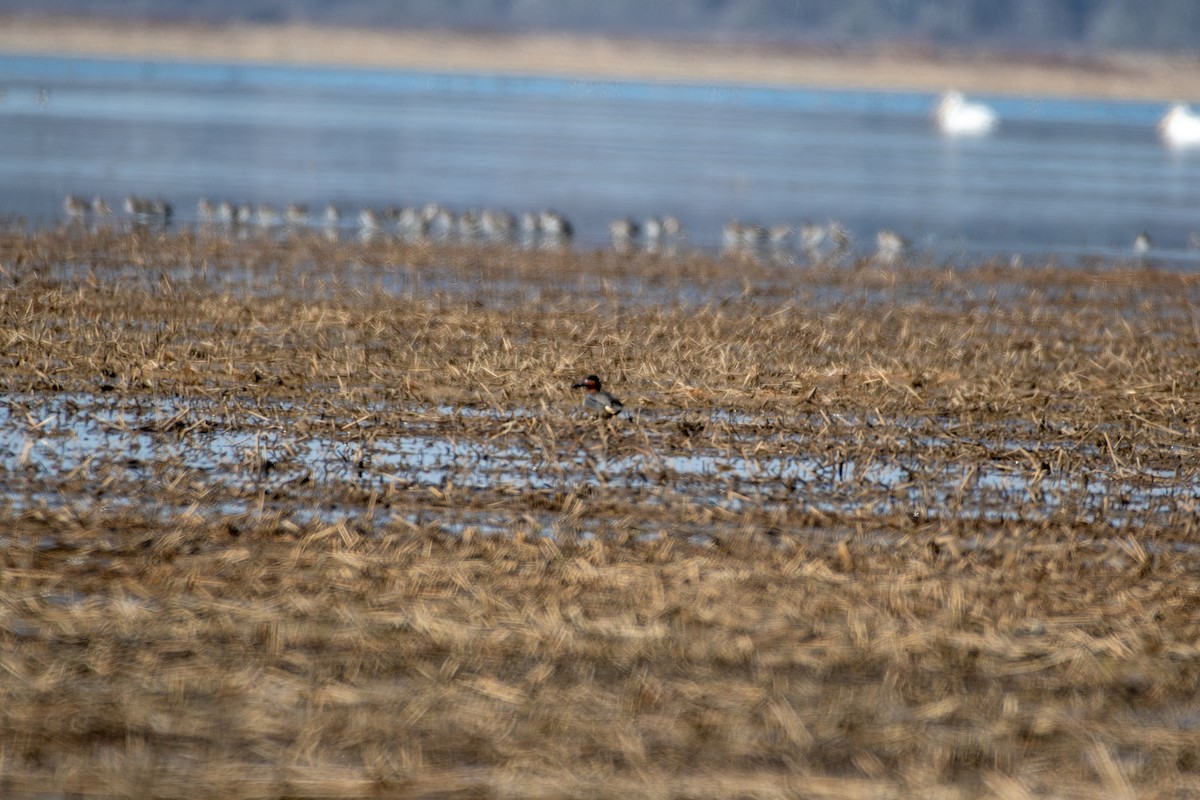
[1,15,1199,101]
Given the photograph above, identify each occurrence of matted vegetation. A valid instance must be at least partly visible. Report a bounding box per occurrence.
[1,227,1199,798]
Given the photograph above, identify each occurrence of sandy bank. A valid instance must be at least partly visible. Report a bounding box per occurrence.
[2,14,1200,100]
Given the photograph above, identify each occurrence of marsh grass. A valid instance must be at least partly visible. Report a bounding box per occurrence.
[1,227,1199,798]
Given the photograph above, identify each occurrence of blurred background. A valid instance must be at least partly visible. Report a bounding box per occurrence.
[6,0,1200,50]
[2,0,1200,261]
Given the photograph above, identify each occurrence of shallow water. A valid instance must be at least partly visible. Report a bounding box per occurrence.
[2,392,1194,532]
[3,53,1200,262]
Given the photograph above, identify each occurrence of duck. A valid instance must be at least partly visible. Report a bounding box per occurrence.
[1158,104,1200,147]
[934,90,998,137]
[573,375,623,418]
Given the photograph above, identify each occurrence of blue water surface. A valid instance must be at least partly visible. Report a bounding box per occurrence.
[0,53,1197,260]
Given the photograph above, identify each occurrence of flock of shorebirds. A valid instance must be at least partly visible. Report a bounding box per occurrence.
[192,199,579,246]
[59,89,1195,261]
[61,190,1160,262]
[63,194,580,247]
[62,191,920,263]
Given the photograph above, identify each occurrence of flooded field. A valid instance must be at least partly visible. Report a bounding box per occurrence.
[2,226,1200,797]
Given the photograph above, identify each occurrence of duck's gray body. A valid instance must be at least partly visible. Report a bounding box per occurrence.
[573,375,623,418]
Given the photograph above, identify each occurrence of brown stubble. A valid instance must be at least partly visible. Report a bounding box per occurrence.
[1,226,1199,797]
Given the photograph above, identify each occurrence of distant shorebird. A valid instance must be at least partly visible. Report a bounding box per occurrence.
[609,217,639,251]
[256,204,281,228]
[91,196,112,219]
[723,221,768,253]
[423,204,454,240]
[934,90,998,137]
[124,194,150,217]
[285,203,309,227]
[573,374,623,418]
[661,215,683,238]
[643,216,664,243]
[456,209,483,242]
[63,194,88,221]
[123,195,171,225]
[829,222,852,252]
[197,197,216,224]
[1158,104,1200,147]
[215,200,239,225]
[481,208,516,240]
[394,206,422,238]
[152,199,173,225]
[357,207,381,231]
[1133,231,1152,255]
[768,222,794,247]
[799,222,826,255]
[539,209,573,242]
[874,229,910,264]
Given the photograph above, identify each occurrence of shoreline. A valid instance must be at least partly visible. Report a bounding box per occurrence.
[2,14,1200,100]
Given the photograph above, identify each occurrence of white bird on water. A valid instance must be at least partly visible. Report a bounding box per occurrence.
[1158,104,1200,147]
[934,90,998,137]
